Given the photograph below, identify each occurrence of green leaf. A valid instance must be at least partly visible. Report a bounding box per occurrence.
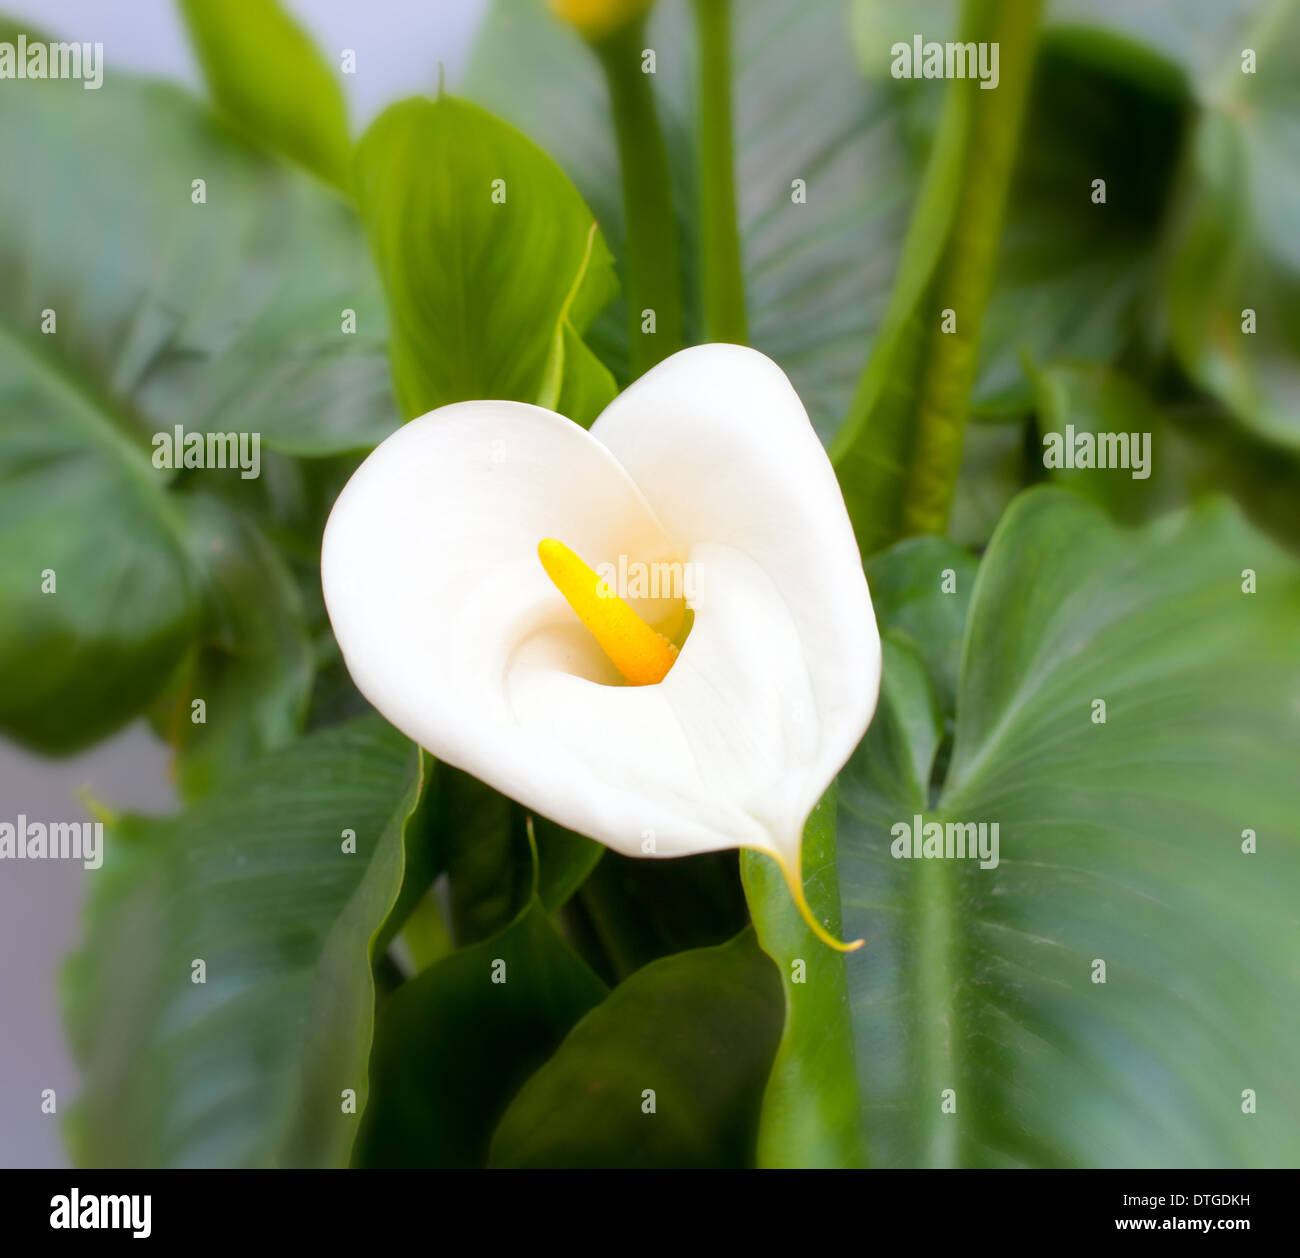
[0,337,198,749]
[353,93,618,426]
[1032,363,1190,525]
[1164,6,1300,448]
[970,38,1186,418]
[574,849,750,982]
[489,929,784,1167]
[1047,0,1269,95]
[740,788,864,1168]
[840,489,1300,1165]
[0,70,397,459]
[425,766,603,946]
[865,533,977,721]
[945,418,1034,547]
[0,65,396,747]
[1031,362,1300,552]
[150,495,314,798]
[830,0,1044,554]
[63,716,430,1168]
[178,0,352,190]
[532,815,606,913]
[356,899,607,1167]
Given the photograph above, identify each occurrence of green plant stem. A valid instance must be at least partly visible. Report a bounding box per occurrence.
[903,0,1041,536]
[913,850,960,1167]
[596,20,684,376]
[740,787,865,1168]
[693,0,747,343]
[831,0,1043,554]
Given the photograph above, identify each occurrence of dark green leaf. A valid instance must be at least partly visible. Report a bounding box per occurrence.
[532,814,605,913]
[865,533,977,721]
[840,489,1300,1165]
[425,766,603,946]
[490,928,783,1167]
[356,900,607,1167]
[63,716,429,1168]
[0,71,397,458]
[0,342,198,750]
[1031,362,1300,552]
[151,495,314,798]
[0,66,396,747]
[574,849,749,982]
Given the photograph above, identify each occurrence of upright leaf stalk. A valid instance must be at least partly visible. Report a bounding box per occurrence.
[593,18,685,376]
[693,0,747,343]
[833,0,1044,552]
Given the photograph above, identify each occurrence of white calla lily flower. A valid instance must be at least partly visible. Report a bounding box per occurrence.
[322,345,880,949]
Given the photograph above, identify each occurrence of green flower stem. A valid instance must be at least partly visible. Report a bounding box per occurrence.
[901,0,1041,537]
[595,20,684,376]
[741,787,866,1168]
[693,0,747,343]
[831,0,1043,555]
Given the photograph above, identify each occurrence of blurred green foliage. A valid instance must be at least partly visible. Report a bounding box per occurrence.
[0,0,1291,1168]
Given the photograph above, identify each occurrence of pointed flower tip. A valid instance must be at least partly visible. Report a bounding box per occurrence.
[779,856,865,954]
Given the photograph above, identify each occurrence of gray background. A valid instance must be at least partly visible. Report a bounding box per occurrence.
[0,0,485,1169]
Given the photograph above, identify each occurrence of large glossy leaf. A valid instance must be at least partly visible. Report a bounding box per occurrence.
[178,0,352,190]
[0,68,396,458]
[740,790,864,1168]
[489,929,784,1168]
[840,489,1300,1166]
[0,340,198,750]
[356,899,607,1168]
[63,716,431,1168]
[0,64,397,747]
[353,93,618,426]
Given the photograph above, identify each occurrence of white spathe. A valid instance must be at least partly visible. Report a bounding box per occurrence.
[322,344,880,885]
